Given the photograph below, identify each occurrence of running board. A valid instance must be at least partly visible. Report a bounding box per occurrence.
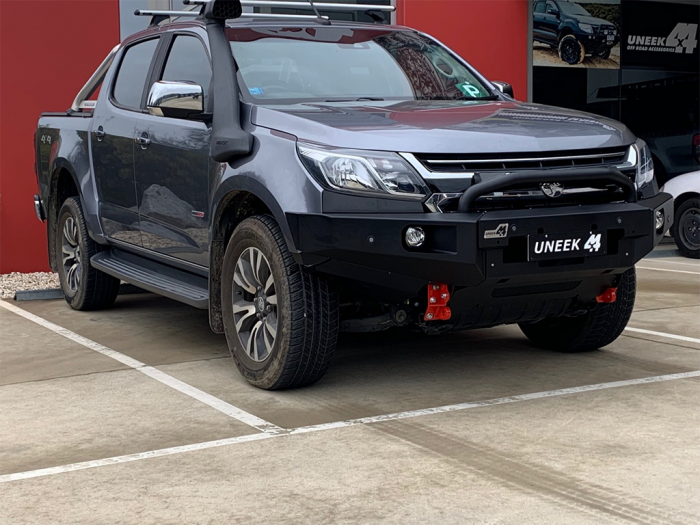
[91,249,209,309]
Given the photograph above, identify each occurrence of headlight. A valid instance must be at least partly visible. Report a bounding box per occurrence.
[298,144,430,199]
[632,139,654,190]
[579,23,594,34]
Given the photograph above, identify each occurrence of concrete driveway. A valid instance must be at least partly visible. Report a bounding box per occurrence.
[1,250,699,524]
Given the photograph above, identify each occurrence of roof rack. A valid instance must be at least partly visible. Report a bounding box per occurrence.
[134,9,328,21]
[135,0,394,26]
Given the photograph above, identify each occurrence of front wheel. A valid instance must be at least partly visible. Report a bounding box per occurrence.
[519,268,636,353]
[559,34,585,65]
[672,197,700,259]
[221,215,339,390]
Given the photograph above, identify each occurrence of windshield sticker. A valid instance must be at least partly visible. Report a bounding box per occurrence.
[249,87,264,95]
[456,82,481,98]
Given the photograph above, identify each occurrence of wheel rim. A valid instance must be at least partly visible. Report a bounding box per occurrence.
[61,216,81,294]
[561,40,578,63]
[232,247,278,363]
[679,207,700,250]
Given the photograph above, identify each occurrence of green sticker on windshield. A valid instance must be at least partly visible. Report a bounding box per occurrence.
[456,82,481,98]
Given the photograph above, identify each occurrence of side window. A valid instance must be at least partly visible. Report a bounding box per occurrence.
[113,39,159,109]
[534,2,546,14]
[546,1,558,13]
[161,36,212,105]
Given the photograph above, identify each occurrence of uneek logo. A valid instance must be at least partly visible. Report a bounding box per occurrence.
[627,23,698,54]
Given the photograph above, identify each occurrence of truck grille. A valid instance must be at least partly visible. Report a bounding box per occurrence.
[413,147,637,213]
[414,147,629,173]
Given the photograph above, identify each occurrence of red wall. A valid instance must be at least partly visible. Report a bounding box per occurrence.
[0,0,528,273]
[396,0,529,100]
[0,0,119,273]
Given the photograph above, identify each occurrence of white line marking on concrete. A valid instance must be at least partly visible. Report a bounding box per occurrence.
[624,327,700,345]
[645,258,700,268]
[0,300,282,434]
[2,369,699,484]
[636,266,700,275]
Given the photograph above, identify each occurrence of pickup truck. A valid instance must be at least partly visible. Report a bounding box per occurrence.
[533,0,619,64]
[34,0,672,390]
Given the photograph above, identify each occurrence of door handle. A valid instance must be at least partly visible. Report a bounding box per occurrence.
[135,132,151,149]
[94,126,105,141]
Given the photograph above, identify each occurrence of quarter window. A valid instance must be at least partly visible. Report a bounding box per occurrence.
[161,36,212,105]
[113,39,159,109]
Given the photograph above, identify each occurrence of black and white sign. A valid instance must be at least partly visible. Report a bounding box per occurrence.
[621,1,700,72]
[528,231,607,261]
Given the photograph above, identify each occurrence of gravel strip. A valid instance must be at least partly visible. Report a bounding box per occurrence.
[0,272,60,299]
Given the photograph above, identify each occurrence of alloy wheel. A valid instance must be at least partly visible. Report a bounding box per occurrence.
[232,247,278,363]
[61,216,81,294]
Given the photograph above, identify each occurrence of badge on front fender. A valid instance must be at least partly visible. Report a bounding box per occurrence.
[528,231,607,261]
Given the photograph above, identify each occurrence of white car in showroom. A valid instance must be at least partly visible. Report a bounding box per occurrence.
[662,171,700,258]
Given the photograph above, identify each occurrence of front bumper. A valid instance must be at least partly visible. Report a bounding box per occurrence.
[582,33,619,51]
[288,193,673,299]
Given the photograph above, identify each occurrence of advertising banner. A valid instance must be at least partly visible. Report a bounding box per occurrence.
[533,0,621,69]
[621,1,699,72]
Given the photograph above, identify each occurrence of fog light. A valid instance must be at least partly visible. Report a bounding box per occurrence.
[405,227,425,248]
[655,209,664,231]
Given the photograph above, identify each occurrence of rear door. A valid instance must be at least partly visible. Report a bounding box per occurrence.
[92,37,159,246]
[134,33,213,267]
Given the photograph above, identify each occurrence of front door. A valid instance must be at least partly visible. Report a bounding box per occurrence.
[92,37,160,245]
[134,34,213,267]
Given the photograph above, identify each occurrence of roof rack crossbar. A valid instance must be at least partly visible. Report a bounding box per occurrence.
[134,9,200,17]
[184,0,395,12]
[135,8,329,21]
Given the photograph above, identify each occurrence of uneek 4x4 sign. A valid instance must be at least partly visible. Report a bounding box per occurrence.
[622,1,700,72]
[528,231,606,261]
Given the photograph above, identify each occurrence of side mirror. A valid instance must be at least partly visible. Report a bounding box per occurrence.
[491,81,514,98]
[547,8,559,17]
[147,81,204,119]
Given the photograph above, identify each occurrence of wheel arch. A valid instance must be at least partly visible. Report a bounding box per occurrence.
[674,191,700,212]
[47,163,81,272]
[557,25,575,41]
[209,178,296,334]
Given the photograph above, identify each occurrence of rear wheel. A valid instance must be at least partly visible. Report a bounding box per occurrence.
[519,268,636,353]
[56,197,120,310]
[673,197,700,259]
[559,34,585,65]
[221,215,339,390]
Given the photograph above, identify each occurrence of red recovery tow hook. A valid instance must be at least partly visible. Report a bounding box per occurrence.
[596,287,618,304]
[425,283,452,321]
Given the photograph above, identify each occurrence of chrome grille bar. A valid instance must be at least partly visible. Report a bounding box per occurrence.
[424,151,626,165]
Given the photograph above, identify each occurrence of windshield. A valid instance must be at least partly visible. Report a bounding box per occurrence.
[228,27,493,103]
[558,2,591,16]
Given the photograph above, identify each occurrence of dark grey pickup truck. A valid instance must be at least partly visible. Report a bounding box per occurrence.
[34,0,672,390]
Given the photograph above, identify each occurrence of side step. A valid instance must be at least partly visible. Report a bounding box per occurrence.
[91,249,209,309]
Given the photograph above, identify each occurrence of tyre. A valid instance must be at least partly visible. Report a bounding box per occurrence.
[519,268,636,353]
[672,197,700,259]
[594,47,611,59]
[56,197,120,310]
[221,215,339,390]
[559,34,585,65]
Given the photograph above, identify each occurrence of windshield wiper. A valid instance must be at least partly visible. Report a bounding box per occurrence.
[324,97,385,102]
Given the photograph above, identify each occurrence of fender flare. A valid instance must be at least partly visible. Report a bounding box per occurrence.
[211,174,298,253]
[49,158,106,243]
[208,174,298,334]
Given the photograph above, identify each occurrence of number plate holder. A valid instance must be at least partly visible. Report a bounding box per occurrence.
[528,231,607,261]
